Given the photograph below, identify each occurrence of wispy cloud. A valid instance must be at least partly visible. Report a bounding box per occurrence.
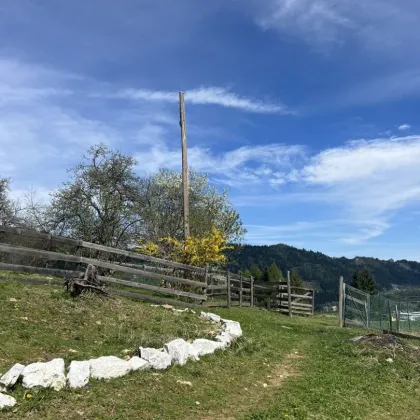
[232,134,420,246]
[245,219,389,246]
[117,86,292,114]
[250,0,420,53]
[398,124,411,131]
[134,143,306,188]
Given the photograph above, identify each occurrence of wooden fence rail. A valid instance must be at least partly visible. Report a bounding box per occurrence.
[0,225,315,315]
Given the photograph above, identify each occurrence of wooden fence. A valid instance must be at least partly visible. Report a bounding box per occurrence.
[0,225,315,315]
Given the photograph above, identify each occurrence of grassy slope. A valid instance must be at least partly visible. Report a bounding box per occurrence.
[1,279,420,420]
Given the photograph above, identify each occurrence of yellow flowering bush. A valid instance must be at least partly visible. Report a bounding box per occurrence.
[135,225,232,267]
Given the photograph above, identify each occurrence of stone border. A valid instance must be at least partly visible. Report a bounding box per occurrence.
[0,311,242,410]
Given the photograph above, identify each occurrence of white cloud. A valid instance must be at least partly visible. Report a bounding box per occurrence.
[118,86,291,114]
[284,135,420,242]
[297,136,420,184]
[398,124,411,131]
[233,135,420,246]
[251,0,420,53]
[134,143,306,188]
[245,219,389,246]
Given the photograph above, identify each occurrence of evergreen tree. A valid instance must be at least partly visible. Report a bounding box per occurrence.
[351,269,376,294]
[265,263,283,282]
[290,268,304,292]
[250,264,263,282]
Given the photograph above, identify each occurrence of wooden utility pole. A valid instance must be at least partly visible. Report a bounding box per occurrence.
[338,276,344,327]
[287,270,292,317]
[179,91,190,240]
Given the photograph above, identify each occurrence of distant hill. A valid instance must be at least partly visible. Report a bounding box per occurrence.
[226,243,420,306]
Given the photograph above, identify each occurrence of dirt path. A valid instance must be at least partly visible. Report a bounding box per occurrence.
[198,347,308,420]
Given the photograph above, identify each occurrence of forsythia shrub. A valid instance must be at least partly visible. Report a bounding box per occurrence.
[135,225,232,267]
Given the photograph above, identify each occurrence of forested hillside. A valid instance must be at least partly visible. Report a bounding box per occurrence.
[227,244,420,305]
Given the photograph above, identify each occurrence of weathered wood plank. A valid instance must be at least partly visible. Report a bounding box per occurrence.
[280,301,313,309]
[109,289,199,309]
[279,293,313,300]
[279,308,313,316]
[0,225,81,246]
[0,243,206,288]
[97,276,206,301]
[0,225,207,274]
[0,277,62,287]
[291,286,315,292]
[291,291,311,304]
[287,271,292,318]
[0,262,82,279]
[344,294,366,306]
[227,271,231,309]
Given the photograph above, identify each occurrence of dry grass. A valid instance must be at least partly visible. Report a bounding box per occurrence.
[1,278,420,419]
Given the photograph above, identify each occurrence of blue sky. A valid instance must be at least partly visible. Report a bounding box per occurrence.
[1,0,420,261]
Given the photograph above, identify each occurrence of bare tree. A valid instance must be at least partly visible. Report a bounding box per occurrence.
[0,177,21,226]
[46,144,143,249]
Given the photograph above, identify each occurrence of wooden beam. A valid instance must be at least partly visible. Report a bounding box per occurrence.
[227,270,231,309]
[0,262,82,279]
[98,276,206,301]
[250,276,254,308]
[338,276,344,327]
[280,301,313,309]
[179,91,190,240]
[280,293,313,300]
[0,243,206,288]
[110,289,198,309]
[287,271,292,317]
[0,225,207,274]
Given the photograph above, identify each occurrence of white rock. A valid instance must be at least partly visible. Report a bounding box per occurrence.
[186,342,200,361]
[177,380,192,387]
[386,358,394,363]
[0,363,25,388]
[140,348,172,370]
[222,320,242,338]
[200,312,221,323]
[350,336,365,343]
[89,356,131,380]
[0,392,16,409]
[22,358,66,391]
[191,339,225,356]
[67,361,90,389]
[215,332,232,348]
[128,356,151,372]
[164,339,192,366]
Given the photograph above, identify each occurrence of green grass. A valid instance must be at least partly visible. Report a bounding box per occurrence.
[1,279,420,419]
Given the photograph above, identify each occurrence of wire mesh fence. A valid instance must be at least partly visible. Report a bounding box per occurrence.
[344,283,420,336]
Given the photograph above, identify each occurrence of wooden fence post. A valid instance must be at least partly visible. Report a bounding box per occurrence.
[366,294,371,329]
[311,290,315,315]
[75,244,83,272]
[338,276,344,327]
[250,276,254,307]
[388,300,392,332]
[202,264,209,306]
[395,304,400,333]
[239,272,243,307]
[287,270,292,317]
[379,297,382,329]
[227,270,231,309]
